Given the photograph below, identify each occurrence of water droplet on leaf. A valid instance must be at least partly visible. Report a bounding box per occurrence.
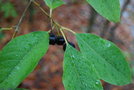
[95,80,100,84]
[16,66,20,70]
[71,55,75,58]
[106,43,111,47]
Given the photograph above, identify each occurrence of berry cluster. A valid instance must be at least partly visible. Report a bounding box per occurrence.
[49,33,75,51]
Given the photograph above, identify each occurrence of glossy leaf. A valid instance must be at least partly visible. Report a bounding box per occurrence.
[0,31,49,88]
[63,45,103,90]
[86,0,120,22]
[76,33,131,85]
[44,0,64,9]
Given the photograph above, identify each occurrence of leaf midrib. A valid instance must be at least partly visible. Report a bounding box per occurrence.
[67,49,83,89]
[66,47,87,89]
[0,35,45,84]
[77,35,127,79]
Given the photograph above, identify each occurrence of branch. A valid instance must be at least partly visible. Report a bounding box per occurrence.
[12,0,33,39]
[33,1,50,18]
[33,1,76,34]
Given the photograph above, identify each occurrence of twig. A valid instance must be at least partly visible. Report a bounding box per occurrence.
[60,28,68,44]
[61,27,76,34]
[33,1,76,35]
[33,1,50,18]
[50,9,53,30]
[12,0,33,39]
[0,27,13,31]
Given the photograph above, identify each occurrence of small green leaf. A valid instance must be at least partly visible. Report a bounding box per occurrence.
[0,31,49,88]
[76,33,132,85]
[63,45,103,90]
[44,0,64,9]
[86,0,120,22]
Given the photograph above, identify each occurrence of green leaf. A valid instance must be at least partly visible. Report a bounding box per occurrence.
[76,33,132,85]
[63,45,103,90]
[0,31,49,88]
[44,0,64,9]
[86,0,120,22]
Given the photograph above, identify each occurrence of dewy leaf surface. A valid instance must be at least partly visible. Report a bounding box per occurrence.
[76,33,131,85]
[63,45,103,90]
[86,0,120,22]
[0,31,49,88]
[44,0,64,9]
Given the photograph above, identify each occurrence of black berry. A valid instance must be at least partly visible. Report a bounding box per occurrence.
[56,36,65,45]
[63,42,75,51]
[49,33,56,45]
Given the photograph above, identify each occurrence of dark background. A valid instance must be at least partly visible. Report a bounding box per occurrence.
[0,0,134,89]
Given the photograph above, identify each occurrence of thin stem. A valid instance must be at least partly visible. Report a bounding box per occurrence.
[1,27,13,31]
[50,9,53,30]
[33,1,50,18]
[33,2,58,27]
[33,1,60,30]
[12,0,33,39]
[60,28,68,44]
[33,1,76,35]
[50,9,53,17]
[56,26,60,35]
[61,27,76,34]
[48,30,51,33]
